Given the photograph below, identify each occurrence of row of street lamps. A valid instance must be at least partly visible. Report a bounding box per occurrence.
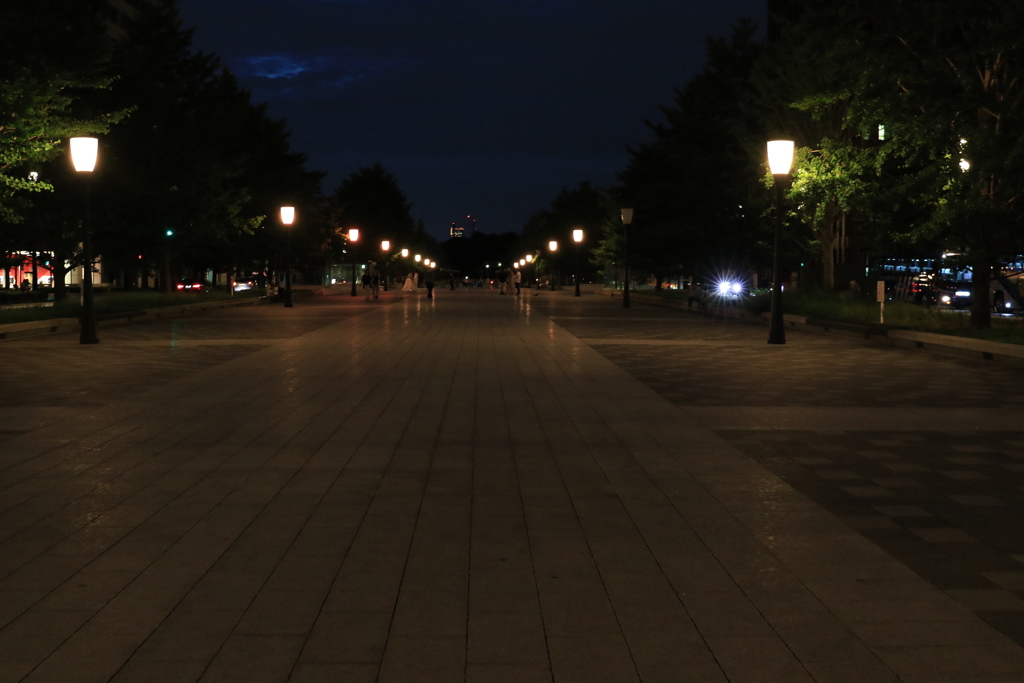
[542,227,587,296]
[538,139,792,342]
[64,137,793,344]
[569,140,793,344]
[277,207,437,306]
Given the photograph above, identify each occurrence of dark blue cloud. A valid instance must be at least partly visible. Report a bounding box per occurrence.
[178,0,765,236]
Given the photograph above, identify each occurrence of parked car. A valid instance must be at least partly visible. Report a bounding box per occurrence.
[937,282,971,309]
[232,276,257,292]
[176,278,210,293]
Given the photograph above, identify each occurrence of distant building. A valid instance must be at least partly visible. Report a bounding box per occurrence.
[450,222,465,238]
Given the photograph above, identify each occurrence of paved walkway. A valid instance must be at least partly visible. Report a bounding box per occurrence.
[1,289,1023,682]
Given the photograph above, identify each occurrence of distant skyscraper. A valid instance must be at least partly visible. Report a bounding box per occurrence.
[450,222,465,238]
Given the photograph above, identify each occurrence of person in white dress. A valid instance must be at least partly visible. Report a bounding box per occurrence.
[403,271,416,292]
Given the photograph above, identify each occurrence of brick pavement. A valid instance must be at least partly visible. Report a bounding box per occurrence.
[0,289,1022,682]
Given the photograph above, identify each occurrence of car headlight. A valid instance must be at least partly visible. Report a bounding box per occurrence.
[730,283,742,294]
[941,295,951,303]
[718,282,731,295]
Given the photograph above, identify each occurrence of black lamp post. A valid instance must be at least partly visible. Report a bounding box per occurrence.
[349,228,359,296]
[281,206,295,308]
[767,140,794,345]
[70,137,99,344]
[573,229,583,297]
[28,172,39,291]
[381,240,390,291]
[548,241,558,291]
[621,208,633,308]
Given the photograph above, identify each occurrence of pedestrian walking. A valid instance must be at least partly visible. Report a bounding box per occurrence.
[361,270,373,300]
[449,274,456,290]
[424,270,435,299]
[498,269,508,295]
[512,268,522,295]
[371,268,380,300]
[687,282,706,311]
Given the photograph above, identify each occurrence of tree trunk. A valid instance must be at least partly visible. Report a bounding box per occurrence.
[52,250,68,302]
[970,258,992,329]
[818,202,841,290]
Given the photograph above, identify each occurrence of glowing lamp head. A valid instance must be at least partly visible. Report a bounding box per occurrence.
[280,206,295,225]
[414,254,421,262]
[401,248,409,257]
[573,229,583,243]
[526,254,533,263]
[767,140,795,175]
[70,137,98,173]
[431,262,437,269]
[548,240,558,252]
[620,208,633,225]
[348,228,359,242]
[519,259,525,266]
[381,240,390,251]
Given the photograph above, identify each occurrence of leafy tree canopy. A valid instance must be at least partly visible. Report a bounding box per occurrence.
[0,0,124,223]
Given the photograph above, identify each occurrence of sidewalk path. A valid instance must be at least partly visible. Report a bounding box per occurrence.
[0,290,1022,682]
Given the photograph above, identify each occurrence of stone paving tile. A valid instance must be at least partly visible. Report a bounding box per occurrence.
[526,296,1024,661]
[2,291,1024,681]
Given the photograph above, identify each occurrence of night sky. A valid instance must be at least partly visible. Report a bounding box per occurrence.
[176,0,766,240]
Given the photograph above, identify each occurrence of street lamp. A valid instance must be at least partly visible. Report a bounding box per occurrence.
[573,229,584,297]
[381,240,390,291]
[548,240,558,291]
[767,140,794,345]
[620,208,633,308]
[280,206,295,307]
[401,248,409,258]
[349,228,359,296]
[28,172,40,290]
[70,137,98,344]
